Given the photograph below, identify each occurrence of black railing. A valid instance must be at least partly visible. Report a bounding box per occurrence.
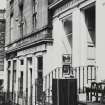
[3,66,97,105]
[35,79,43,103]
[0,91,16,105]
[17,92,26,105]
[36,66,97,105]
[0,91,7,105]
[0,91,26,105]
[73,66,97,93]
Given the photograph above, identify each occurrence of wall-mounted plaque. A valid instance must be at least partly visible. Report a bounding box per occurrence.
[62,65,70,74]
[62,54,72,76]
[62,54,72,64]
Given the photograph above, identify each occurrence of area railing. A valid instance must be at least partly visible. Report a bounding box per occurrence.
[2,66,97,105]
[35,66,97,105]
[73,66,97,93]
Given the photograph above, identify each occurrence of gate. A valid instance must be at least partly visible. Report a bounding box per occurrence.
[52,79,77,105]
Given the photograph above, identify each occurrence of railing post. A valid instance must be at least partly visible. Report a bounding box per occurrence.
[74,67,77,78]
[45,76,47,93]
[87,66,88,84]
[83,67,85,93]
[55,69,57,78]
[79,67,80,93]
[48,74,50,104]
[52,71,53,79]
[91,66,92,83]
[35,80,37,105]
[95,66,96,80]
[58,68,60,79]
[62,67,63,78]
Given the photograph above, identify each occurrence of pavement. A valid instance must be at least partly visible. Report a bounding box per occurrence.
[78,93,105,105]
[87,102,105,105]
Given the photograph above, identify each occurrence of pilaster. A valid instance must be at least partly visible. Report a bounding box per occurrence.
[10,59,13,92]
[15,57,20,103]
[32,54,37,105]
[3,58,8,92]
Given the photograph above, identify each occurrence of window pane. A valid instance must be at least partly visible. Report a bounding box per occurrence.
[63,16,72,35]
[38,56,43,70]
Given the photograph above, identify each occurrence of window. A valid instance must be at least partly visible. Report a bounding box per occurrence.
[63,16,73,49]
[29,57,32,65]
[20,59,24,65]
[10,0,14,15]
[13,60,17,83]
[37,56,43,102]
[85,6,96,46]
[19,6,23,37]
[10,0,14,42]
[33,13,37,30]
[18,0,24,8]
[63,16,72,35]
[37,56,43,79]
[10,0,14,4]
[33,0,36,13]
[84,6,96,65]
[27,57,32,66]
[38,56,43,70]
[32,0,37,30]
[8,61,11,69]
[19,71,23,97]
[10,15,14,42]
[30,68,32,104]
[13,70,16,83]
[7,70,11,92]
[13,60,16,70]
[0,21,5,32]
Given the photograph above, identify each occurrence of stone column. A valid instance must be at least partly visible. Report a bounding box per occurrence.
[79,10,88,66]
[72,8,81,67]
[25,57,28,105]
[32,54,37,105]
[3,58,8,92]
[23,56,28,105]
[10,59,13,93]
[15,57,20,104]
[96,0,105,81]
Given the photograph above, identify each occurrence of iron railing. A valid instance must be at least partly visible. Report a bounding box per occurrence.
[73,66,97,93]
[3,66,97,105]
[37,66,97,105]
[0,91,16,105]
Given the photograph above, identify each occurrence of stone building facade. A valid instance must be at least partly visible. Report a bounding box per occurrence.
[4,0,105,104]
[4,0,52,105]
[0,9,5,90]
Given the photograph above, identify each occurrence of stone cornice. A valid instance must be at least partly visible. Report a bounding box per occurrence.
[5,24,53,54]
[49,0,63,9]
[5,38,53,54]
[49,0,82,10]
[50,0,96,18]
[5,25,52,47]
